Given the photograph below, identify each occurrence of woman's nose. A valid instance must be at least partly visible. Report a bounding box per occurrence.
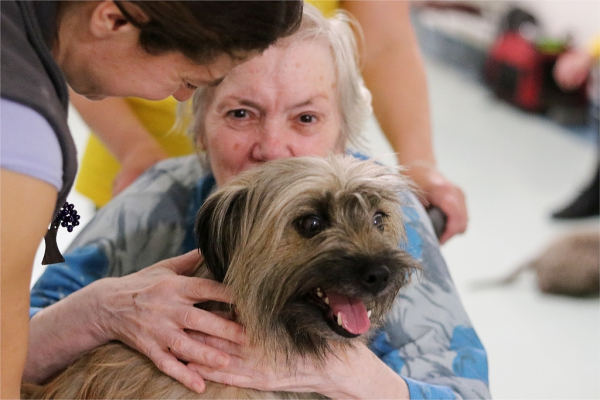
[251,122,293,162]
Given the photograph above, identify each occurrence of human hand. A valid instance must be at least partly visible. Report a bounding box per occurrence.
[187,336,356,396]
[553,50,593,91]
[406,163,467,244]
[113,142,169,196]
[187,338,409,399]
[96,251,247,393]
[187,336,326,394]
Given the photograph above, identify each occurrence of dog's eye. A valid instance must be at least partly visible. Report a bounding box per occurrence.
[295,215,325,238]
[373,212,385,232]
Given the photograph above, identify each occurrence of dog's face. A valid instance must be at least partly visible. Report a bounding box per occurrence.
[196,155,420,361]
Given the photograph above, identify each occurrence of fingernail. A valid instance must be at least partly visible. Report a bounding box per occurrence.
[192,381,205,393]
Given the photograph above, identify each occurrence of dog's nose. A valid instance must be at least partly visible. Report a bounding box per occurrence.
[360,264,390,294]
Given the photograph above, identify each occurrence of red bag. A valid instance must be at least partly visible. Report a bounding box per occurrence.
[484,31,588,116]
[484,31,547,112]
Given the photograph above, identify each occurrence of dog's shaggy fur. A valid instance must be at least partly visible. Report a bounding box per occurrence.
[22,155,420,399]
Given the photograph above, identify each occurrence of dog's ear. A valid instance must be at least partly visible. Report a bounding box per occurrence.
[195,189,248,282]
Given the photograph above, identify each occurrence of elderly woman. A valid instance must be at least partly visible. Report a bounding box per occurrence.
[27,5,490,399]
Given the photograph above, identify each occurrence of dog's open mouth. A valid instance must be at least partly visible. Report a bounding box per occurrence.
[311,287,372,338]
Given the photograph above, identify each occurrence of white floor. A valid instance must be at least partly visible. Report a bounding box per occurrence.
[32,55,599,400]
[365,57,599,400]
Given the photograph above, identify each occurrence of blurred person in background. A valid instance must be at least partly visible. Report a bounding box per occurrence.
[552,34,599,219]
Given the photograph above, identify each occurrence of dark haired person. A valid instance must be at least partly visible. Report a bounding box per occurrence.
[0,1,302,397]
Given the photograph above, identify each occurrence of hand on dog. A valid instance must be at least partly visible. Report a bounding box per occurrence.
[406,164,467,244]
[186,335,323,394]
[186,335,409,399]
[99,251,247,393]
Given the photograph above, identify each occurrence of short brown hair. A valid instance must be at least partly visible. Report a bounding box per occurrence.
[114,1,303,63]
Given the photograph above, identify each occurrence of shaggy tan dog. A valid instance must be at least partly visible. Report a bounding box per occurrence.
[22,155,420,399]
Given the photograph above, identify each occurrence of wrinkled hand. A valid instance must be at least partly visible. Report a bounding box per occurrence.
[186,335,362,396]
[186,337,408,399]
[406,164,467,244]
[96,251,247,393]
[113,143,169,196]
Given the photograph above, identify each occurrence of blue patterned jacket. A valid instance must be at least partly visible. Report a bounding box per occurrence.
[31,155,490,399]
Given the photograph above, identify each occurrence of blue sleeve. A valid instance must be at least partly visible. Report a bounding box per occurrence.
[29,156,202,319]
[30,245,109,318]
[369,191,491,399]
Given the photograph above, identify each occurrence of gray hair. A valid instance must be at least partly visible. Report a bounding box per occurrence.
[187,3,372,153]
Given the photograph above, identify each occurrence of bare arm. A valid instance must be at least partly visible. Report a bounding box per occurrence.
[342,1,467,243]
[24,277,116,383]
[69,90,168,195]
[343,1,433,166]
[1,170,56,399]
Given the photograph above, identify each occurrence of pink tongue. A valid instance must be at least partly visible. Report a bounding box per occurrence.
[326,291,370,335]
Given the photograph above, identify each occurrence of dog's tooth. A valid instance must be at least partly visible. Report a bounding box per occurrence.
[316,288,323,298]
[324,296,329,305]
[337,312,343,326]
[367,310,372,319]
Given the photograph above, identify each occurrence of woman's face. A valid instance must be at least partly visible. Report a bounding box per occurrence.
[69,49,236,102]
[59,1,238,102]
[201,40,344,186]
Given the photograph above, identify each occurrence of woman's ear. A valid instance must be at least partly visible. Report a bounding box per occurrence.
[88,1,146,39]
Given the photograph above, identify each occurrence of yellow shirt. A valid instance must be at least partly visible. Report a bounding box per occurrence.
[310,0,339,17]
[75,97,194,207]
[75,0,340,207]
[587,35,600,61]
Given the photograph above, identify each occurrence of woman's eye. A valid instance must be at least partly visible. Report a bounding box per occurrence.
[226,109,250,119]
[373,213,385,232]
[185,82,198,90]
[298,114,316,124]
[295,215,325,238]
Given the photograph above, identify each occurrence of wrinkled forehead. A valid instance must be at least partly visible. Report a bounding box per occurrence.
[209,38,336,100]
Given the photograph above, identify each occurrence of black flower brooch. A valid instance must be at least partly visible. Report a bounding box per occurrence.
[42,202,80,265]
